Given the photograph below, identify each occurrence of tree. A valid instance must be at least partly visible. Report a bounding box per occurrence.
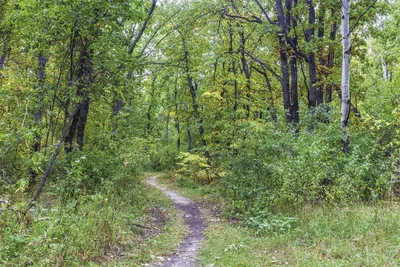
[341,0,351,153]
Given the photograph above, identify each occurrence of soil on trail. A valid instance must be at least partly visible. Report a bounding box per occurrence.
[145,176,206,267]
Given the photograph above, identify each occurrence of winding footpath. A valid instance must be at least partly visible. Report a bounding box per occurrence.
[145,176,206,267]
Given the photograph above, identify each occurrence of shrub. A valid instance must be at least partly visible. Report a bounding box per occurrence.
[174,152,214,184]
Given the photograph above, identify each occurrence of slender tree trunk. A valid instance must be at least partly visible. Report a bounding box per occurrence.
[289,0,299,123]
[65,109,80,153]
[290,57,299,123]
[341,0,351,153]
[76,47,92,150]
[29,54,48,187]
[128,0,157,54]
[229,27,239,114]
[165,112,170,141]
[275,0,293,123]
[316,4,325,106]
[325,13,337,104]
[33,54,47,152]
[183,46,210,159]
[65,43,92,152]
[306,0,317,108]
[278,43,291,122]
[240,32,251,118]
[76,99,89,150]
[174,79,181,151]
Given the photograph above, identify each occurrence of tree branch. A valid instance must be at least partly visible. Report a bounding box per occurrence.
[244,51,282,83]
[349,0,378,34]
[128,0,158,54]
[253,0,274,25]
[224,10,262,23]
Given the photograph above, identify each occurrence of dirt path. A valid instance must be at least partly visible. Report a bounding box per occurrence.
[145,176,205,267]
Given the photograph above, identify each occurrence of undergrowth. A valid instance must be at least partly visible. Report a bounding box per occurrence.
[0,162,182,266]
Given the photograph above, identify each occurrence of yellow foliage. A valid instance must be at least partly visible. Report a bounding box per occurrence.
[174,152,215,184]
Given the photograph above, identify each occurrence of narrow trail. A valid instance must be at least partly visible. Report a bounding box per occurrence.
[145,176,206,267]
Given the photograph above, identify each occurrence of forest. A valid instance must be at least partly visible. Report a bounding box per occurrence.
[0,0,399,266]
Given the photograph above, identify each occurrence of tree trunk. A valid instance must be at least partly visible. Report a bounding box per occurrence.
[341,0,351,153]
[316,4,325,106]
[174,79,181,151]
[306,0,317,108]
[290,57,299,123]
[76,46,92,150]
[275,0,294,123]
[33,54,47,153]
[240,32,251,118]
[65,44,92,152]
[183,46,210,159]
[76,99,89,150]
[165,112,170,141]
[278,42,291,122]
[229,26,239,114]
[325,12,337,104]
[65,109,80,153]
[29,54,48,188]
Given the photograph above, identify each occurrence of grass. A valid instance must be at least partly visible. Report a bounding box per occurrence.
[199,204,400,266]
[116,173,186,266]
[0,172,185,266]
[160,174,400,266]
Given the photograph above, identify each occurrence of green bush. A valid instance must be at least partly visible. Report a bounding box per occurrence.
[220,111,390,216]
[174,152,214,184]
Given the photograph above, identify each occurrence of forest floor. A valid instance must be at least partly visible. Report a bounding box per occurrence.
[145,176,206,267]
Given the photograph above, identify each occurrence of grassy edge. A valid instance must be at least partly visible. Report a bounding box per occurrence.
[0,172,186,267]
[109,172,187,266]
[158,174,400,267]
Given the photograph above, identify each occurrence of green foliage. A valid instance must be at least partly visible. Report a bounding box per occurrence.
[149,141,179,171]
[244,211,299,236]
[0,0,399,264]
[220,109,390,216]
[174,152,213,184]
[0,172,182,266]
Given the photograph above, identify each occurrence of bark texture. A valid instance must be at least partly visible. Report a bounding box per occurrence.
[341,0,351,153]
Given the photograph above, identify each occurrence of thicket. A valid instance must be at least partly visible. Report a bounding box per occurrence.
[171,78,400,218]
